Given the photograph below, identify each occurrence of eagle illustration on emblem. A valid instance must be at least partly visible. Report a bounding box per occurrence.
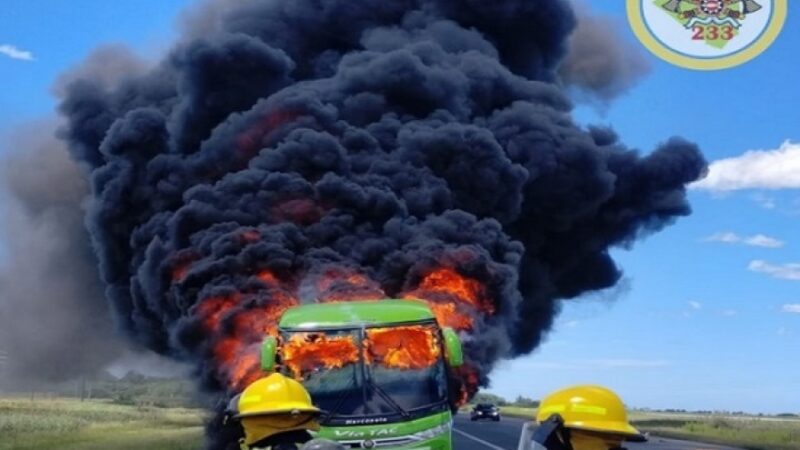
[657,0,764,48]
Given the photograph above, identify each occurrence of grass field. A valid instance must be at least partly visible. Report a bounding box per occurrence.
[5,398,799,450]
[0,397,206,450]
[488,405,800,450]
[631,412,800,450]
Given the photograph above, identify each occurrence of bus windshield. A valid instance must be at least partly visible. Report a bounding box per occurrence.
[281,323,448,421]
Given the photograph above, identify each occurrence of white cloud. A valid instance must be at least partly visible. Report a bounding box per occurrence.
[748,260,800,281]
[0,44,34,61]
[704,232,785,248]
[704,232,740,244]
[721,309,738,317]
[751,193,777,210]
[782,304,800,314]
[688,301,702,310]
[743,234,785,248]
[692,141,800,191]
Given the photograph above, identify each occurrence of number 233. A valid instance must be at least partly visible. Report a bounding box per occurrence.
[692,25,735,40]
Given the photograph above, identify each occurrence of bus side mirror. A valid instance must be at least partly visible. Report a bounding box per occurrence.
[442,327,463,367]
[261,336,277,372]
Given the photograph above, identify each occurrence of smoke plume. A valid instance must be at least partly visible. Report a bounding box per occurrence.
[559,3,652,103]
[55,0,705,446]
[0,119,125,386]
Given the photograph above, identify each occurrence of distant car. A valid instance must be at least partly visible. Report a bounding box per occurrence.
[470,403,500,421]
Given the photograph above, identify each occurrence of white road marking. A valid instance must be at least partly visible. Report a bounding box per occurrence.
[453,428,508,450]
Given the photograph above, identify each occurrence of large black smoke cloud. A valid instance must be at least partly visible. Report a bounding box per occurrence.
[180,0,651,103]
[56,0,705,446]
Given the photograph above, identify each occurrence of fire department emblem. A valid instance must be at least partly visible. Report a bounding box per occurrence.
[626,0,786,70]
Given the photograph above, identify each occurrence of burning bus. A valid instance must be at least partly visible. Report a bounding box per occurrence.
[259,299,463,449]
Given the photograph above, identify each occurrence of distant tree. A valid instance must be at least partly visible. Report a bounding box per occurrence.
[121,371,147,383]
[513,395,539,408]
[472,392,508,406]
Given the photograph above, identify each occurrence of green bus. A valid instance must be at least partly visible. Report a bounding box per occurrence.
[260,299,463,450]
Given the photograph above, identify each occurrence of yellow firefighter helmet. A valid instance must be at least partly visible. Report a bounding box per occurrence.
[235,373,321,447]
[535,385,643,440]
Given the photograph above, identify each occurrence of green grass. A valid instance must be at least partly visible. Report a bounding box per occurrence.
[0,397,206,450]
[495,406,537,419]
[631,412,800,450]
[466,405,800,450]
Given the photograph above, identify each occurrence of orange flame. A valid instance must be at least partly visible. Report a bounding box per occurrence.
[213,338,262,391]
[256,270,278,284]
[197,272,299,390]
[426,302,474,331]
[283,333,360,377]
[456,364,480,406]
[197,294,242,330]
[364,326,440,370]
[234,298,297,338]
[172,264,190,282]
[170,252,199,283]
[403,268,494,331]
[213,293,298,389]
[417,268,494,313]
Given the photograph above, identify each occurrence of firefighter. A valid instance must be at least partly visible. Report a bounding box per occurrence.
[517,385,645,450]
[228,373,322,450]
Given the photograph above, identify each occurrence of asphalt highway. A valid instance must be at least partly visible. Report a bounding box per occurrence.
[451,415,744,450]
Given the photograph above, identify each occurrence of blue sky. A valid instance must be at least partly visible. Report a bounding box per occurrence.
[1,1,798,414]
